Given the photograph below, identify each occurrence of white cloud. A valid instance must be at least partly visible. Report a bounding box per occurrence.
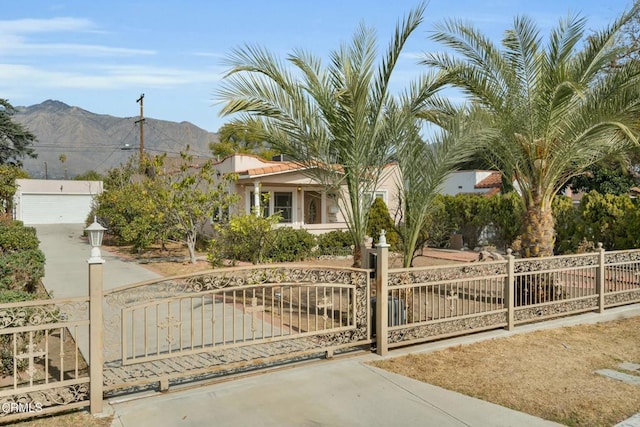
[0,17,94,34]
[0,17,149,58]
[0,63,224,90]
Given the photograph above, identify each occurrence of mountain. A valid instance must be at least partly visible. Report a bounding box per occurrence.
[14,100,219,178]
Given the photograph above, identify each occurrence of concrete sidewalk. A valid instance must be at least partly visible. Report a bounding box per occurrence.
[109,356,561,427]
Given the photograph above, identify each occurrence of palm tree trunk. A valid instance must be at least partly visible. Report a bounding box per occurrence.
[521,200,555,257]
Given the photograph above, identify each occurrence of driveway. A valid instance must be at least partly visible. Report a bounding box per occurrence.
[35,224,161,299]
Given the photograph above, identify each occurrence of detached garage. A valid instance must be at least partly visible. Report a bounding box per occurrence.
[14,179,103,225]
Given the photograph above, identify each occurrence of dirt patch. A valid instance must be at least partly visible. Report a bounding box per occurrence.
[103,241,470,277]
[371,316,640,427]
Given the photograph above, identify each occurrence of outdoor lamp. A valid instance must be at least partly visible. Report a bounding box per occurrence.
[85,216,107,263]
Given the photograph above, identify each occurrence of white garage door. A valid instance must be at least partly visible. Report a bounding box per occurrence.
[20,194,94,224]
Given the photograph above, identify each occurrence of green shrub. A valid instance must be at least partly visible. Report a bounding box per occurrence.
[553,195,580,254]
[0,289,35,304]
[316,230,353,256]
[488,192,524,251]
[0,249,45,293]
[422,195,451,248]
[209,214,279,265]
[0,224,40,252]
[367,197,399,249]
[0,290,34,376]
[265,227,316,262]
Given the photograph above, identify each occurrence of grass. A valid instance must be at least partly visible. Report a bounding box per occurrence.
[371,316,640,427]
[6,410,112,427]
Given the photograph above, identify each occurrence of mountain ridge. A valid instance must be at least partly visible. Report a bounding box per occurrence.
[14,100,219,178]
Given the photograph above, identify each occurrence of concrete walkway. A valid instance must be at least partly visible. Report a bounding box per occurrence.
[35,224,161,298]
[34,225,639,427]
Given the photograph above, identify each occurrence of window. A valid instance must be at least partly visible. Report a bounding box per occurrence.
[249,190,293,223]
[364,191,387,208]
[273,192,292,223]
[249,191,270,218]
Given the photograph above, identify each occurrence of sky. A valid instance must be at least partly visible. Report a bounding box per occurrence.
[1,0,635,133]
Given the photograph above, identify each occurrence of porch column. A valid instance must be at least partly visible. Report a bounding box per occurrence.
[321,192,327,224]
[253,182,261,216]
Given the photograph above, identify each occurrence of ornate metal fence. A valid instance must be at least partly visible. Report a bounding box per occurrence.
[4,244,640,421]
[102,265,371,393]
[0,297,90,423]
[374,244,640,354]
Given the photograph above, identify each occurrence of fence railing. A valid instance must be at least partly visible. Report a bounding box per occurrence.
[373,243,640,354]
[0,297,90,423]
[2,243,640,422]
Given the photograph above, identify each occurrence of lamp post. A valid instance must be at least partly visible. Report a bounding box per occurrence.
[85,217,106,414]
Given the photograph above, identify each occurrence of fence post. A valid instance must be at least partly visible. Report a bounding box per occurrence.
[596,243,605,314]
[375,231,390,356]
[505,249,515,330]
[361,244,370,270]
[88,260,104,414]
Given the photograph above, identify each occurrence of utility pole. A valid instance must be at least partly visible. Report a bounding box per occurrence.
[135,94,145,167]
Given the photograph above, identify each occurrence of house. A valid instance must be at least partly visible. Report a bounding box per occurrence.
[214,154,401,235]
[214,155,505,234]
[439,170,503,197]
[13,179,103,225]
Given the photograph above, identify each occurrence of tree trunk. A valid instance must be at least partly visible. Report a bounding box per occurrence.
[521,201,555,257]
[352,244,362,268]
[186,231,197,264]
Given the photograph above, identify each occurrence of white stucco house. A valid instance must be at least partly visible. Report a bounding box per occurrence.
[210,154,502,234]
[13,179,103,225]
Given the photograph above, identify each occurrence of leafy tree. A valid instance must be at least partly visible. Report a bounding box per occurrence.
[567,159,638,195]
[94,159,172,252]
[151,152,239,264]
[0,99,37,166]
[73,170,104,181]
[212,118,277,160]
[425,6,640,257]
[59,153,68,180]
[0,165,28,215]
[217,3,445,266]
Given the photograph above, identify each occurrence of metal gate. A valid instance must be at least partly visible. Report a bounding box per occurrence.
[102,265,371,393]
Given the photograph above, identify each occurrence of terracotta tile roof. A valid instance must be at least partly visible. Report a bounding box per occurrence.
[239,162,305,177]
[483,187,501,197]
[475,172,502,189]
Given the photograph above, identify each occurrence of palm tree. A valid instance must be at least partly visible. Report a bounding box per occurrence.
[424,6,640,257]
[216,2,446,266]
[393,108,477,267]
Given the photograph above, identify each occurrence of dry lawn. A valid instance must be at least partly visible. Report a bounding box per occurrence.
[7,411,112,427]
[371,316,640,427]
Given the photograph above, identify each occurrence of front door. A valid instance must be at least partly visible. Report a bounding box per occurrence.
[304,191,322,224]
